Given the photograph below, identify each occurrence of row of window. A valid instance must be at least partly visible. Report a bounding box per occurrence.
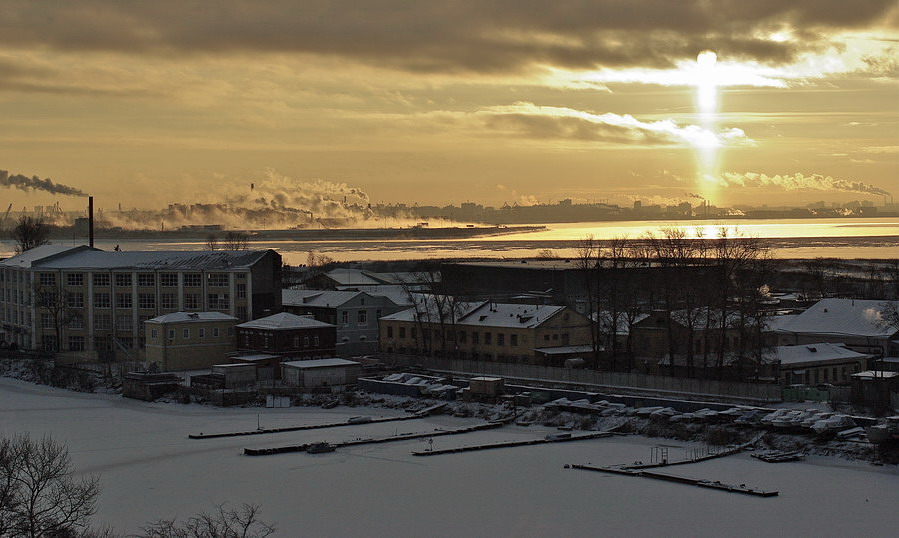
[36,272,237,288]
[80,292,230,310]
[150,326,232,340]
[340,310,375,325]
[386,326,536,347]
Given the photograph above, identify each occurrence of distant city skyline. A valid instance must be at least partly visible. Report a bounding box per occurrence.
[0,1,896,213]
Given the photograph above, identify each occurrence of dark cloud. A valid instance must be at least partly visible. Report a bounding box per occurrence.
[1,1,895,73]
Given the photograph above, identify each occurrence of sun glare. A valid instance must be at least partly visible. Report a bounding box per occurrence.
[694,50,721,201]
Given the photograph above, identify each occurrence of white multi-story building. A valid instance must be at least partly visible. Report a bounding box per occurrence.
[0,245,281,359]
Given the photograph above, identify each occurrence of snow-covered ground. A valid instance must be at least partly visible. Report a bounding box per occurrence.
[1,377,897,537]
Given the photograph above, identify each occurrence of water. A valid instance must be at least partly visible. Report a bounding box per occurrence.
[4,217,897,264]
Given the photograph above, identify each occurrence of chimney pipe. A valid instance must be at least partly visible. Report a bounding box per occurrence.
[88,196,94,248]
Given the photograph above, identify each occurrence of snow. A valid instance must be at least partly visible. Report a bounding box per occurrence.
[2,377,898,537]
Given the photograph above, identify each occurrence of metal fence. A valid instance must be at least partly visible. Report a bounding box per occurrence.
[414,357,782,401]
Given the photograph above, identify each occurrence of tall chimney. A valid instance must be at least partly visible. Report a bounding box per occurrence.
[88,196,94,248]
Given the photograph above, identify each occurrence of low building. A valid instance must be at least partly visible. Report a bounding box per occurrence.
[281,358,361,390]
[379,300,592,365]
[770,299,899,357]
[145,312,238,371]
[122,372,182,401]
[230,353,282,381]
[211,363,258,389]
[771,343,872,386]
[282,289,405,356]
[236,312,336,359]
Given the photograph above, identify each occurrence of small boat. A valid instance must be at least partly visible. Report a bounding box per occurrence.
[307,442,336,454]
[751,450,804,463]
[864,416,899,443]
[347,416,373,424]
[812,415,856,434]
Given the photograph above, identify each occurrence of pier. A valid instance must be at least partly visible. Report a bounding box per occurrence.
[569,464,778,497]
[411,431,618,456]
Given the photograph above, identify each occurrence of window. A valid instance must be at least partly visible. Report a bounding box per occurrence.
[160,273,178,287]
[357,311,367,324]
[497,333,504,346]
[399,327,406,339]
[93,292,111,308]
[313,336,320,346]
[93,273,110,287]
[459,331,466,343]
[472,332,479,344]
[183,273,202,287]
[341,311,349,325]
[138,274,155,287]
[293,336,300,348]
[41,313,54,329]
[151,329,158,339]
[114,273,132,287]
[544,334,550,341]
[184,293,200,310]
[484,332,492,345]
[168,329,175,340]
[39,273,56,286]
[510,334,518,346]
[208,293,229,310]
[303,336,310,347]
[116,315,133,331]
[160,293,178,309]
[236,283,246,299]
[68,314,84,329]
[67,273,84,286]
[67,292,84,309]
[182,328,190,339]
[199,328,205,338]
[94,314,112,330]
[236,306,247,321]
[116,293,132,309]
[213,327,220,337]
[138,294,155,309]
[118,337,133,349]
[208,273,229,287]
[387,326,393,338]
[68,335,85,352]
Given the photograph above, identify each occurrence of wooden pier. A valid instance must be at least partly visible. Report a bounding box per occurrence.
[243,421,503,456]
[569,464,778,497]
[411,430,618,456]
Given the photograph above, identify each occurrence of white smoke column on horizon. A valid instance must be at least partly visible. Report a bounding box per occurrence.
[719,171,892,196]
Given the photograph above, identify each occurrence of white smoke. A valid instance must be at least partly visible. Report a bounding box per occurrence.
[719,172,891,196]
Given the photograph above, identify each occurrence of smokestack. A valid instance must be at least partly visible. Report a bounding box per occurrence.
[88,196,94,248]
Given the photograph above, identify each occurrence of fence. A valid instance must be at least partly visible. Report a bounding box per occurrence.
[412,357,782,402]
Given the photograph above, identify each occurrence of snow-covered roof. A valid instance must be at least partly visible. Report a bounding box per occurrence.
[146,312,238,324]
[771,299,899,339]
[765,314,800,332]
[534,345,595,355]
[381,301,569,329]
[231,354,280,362]
[336,284,417,306]
[851,370,899,379]
[771,343,871,366]
[0,245,94,268]
[236,312,335,330]
[283,289,363,308]
[282,358,360,369]
[30,248,273,270]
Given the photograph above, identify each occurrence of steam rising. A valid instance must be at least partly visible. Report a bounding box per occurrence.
[719,172,891,196]
[0,169,87,197]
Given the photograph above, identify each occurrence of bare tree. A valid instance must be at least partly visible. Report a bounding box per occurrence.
[0,434,100,537]
[33,282,82,353]
[141,503,275,538]
[205,234,219,250]
[222,231,250,250]
[11,216,51,253]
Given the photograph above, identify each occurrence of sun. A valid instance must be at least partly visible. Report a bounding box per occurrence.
[694,50,721,200]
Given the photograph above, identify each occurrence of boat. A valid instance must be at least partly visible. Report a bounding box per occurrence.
[865,416,899,443]
[811,414,856,434]
[307,442,336,454]
[751,450,804,463]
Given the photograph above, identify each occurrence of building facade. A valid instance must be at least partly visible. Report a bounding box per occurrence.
[0,245,281,360]
[235,312,336,359]
[144,312,238,371]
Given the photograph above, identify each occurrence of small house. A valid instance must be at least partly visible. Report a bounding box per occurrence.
[281,358,361,391]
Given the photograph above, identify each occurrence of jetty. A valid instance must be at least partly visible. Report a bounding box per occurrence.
[243,421,502,456]
[622,433,765,470]
[190,404,447,439]
[569,464,778,497]
[411,430,618,456]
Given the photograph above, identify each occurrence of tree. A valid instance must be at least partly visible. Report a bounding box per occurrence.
[33,282,82,353]
[0,434,100,537]
[205,234,219,250]
[141,503,275,538]
[222,231,250,250]
[11,215,51,253]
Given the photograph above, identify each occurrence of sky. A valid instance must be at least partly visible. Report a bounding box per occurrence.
[0,0,897,213]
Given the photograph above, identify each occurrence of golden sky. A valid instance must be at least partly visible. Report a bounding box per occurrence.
[0,0,897,211]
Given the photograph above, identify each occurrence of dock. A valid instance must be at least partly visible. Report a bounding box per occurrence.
[411,430,618,456]
[569,464,778,497]
[190,404,447,440]
[243,421,503,456]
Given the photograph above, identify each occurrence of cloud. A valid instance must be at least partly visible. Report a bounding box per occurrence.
[1,1,895,74]
[480,103,753,147]
[719,171,892,196]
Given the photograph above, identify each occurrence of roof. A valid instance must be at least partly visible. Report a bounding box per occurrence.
[30,248,274,270]
[283,289,363,308]
[282,358,360,369]
[146,312,238,324]
[231,354,280,362]
[534,345,595,355]
[380,300,569,329]
[314,268,437,287]
[851,370,899,379]
[236,312,335,330]
[770,343,871,366]
[771,299,899,339]
[0,245,94,268]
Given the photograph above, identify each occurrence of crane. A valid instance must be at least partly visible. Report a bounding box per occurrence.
[0,203,12,231]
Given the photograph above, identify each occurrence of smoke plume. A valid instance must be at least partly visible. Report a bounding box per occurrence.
[0,169,88,197]
[719,172,891,196]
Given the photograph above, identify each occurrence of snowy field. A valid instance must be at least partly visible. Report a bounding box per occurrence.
[2,377,898,537]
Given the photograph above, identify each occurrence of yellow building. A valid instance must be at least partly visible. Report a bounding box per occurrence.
[379,301,592,365]
[145,312,238,371]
